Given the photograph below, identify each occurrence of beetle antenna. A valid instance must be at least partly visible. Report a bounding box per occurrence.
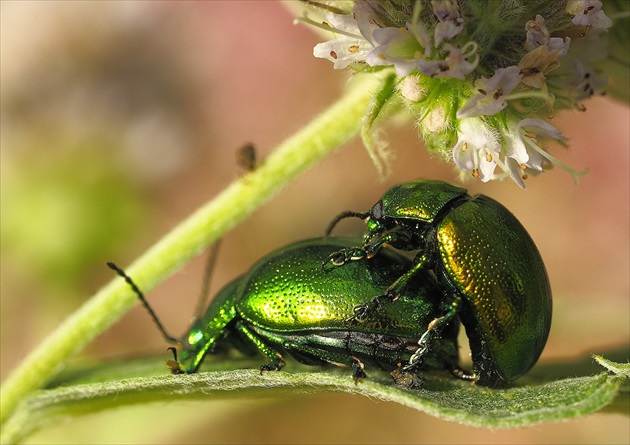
[325,210,370,237]
[107,262,178,344]
[194,241,222,319]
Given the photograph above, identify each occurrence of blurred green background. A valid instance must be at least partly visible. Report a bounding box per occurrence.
[1,1,628,443]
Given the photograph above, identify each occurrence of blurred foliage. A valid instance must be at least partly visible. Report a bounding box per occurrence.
[1,141,145,293]
[1,3,209,303]
[602,0,630,103]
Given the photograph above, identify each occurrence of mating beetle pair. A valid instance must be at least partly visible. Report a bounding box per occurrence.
[111,180,551,386]
[110,238,460,384]
[323,180,552,385]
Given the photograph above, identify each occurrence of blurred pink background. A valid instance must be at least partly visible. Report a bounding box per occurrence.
[1,1,628,443]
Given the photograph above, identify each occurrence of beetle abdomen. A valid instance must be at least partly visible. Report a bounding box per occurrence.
[436,195,552,384]
[236,240,442,338]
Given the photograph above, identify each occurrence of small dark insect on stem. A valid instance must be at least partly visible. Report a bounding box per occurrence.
[236,143,257,173]
[106,262,178,344]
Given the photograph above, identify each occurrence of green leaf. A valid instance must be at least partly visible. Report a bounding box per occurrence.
[594,354,630,378]
[2,354,627,444]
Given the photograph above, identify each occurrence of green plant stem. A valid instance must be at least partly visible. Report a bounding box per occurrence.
[0,72,387,427]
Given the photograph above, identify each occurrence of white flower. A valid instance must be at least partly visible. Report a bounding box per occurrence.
[432,0,464,46]
[503,119,553,187]
[525,15,551,50]
[313,38,371,70]
[524,14,572,56]
[312,6,380,69]
[432,0,461,23]
[571,60,607,101]
[440,43,478,78]
[518,45,562,88]
[548,36,571,58]
[566,0,613,29]
[457,66,522,118]
[366,22,432,76]
[453,117,577,188]
[302,1,605,186]
[502,118,580,188]
[419,43,478,79]
[452,118,502,181]
[519,14,571,89]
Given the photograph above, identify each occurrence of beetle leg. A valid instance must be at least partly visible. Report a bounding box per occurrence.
[403,294,461,372]
[382,253,431,298]
[347,253,432,323]
[260,361,285,373]
[282,341,368,383]
[448,365,478,382]
[363,227,415,252]
[165,346,183,374]
[346,293,392,322]
[350,356,367,384]
[233,321,286,374]
[391,363,426,388]
[322,246,368,271]
[322,231,406,271]
[362,231,407,256]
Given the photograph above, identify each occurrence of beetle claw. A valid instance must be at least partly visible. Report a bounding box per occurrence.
[259,361,285,375]
[322,247,368,271]
[448,365,478,382]
[352,304,372,322]
[165,347,183,374]
[351,357,367,384]
[347,295,385,323]
[391,364,425,389]
[323,251,347,270]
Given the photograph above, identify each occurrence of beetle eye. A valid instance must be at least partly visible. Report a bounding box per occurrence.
[371,201,383,219]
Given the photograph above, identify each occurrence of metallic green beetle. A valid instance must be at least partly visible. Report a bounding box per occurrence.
[110,238,462,383]
[324,180,552,386]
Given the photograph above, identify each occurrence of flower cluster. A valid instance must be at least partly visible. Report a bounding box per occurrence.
[301,0,621,187]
